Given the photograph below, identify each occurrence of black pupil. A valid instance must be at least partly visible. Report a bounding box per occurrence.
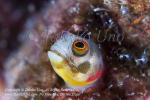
[75,41,84,48]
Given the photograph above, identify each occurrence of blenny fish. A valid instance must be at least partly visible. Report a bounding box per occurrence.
[48,31,104,89]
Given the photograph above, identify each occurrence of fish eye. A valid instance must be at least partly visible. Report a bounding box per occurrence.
[72,39,89,56]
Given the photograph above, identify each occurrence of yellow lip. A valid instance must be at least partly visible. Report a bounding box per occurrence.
[48,51,96,86]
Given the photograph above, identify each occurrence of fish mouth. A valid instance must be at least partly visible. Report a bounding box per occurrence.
[48,50,65,60]
[48,50,66,68]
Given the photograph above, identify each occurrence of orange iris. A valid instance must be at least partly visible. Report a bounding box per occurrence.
[72,39,89,56]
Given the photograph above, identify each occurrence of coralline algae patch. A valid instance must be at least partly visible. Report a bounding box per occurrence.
[105,0,150,37]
